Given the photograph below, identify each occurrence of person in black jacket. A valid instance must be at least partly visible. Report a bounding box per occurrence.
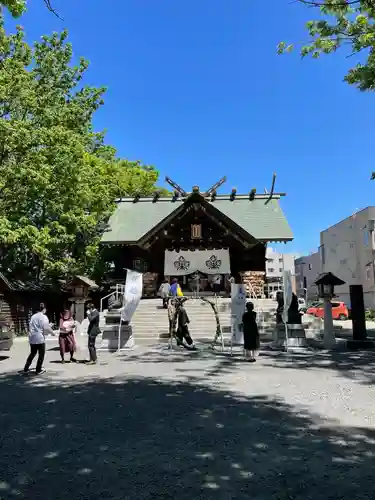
[241,302,260,362]
[86,302,100,365]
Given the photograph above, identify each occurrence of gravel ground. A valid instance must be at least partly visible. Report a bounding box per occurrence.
[1,341,375,500]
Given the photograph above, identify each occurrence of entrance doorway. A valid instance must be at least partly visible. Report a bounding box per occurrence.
[178,272,228,296]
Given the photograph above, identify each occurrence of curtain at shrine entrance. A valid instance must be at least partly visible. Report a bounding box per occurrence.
[164,249,231,276]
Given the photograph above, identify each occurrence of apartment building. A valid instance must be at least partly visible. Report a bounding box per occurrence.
[294,252,320,300]
[320,206,375,308]
[265,247,297,296]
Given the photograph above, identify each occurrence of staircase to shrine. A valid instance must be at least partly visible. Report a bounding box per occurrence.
[112,297,278,346]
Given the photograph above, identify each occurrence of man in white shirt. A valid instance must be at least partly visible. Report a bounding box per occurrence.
[23,302,50,374]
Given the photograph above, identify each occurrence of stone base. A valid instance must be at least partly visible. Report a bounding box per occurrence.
[347,339,375,350]
[100,325,133,351]
[272,323,308,349]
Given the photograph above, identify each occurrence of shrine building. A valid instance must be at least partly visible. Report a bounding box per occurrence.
[100,177,293,296]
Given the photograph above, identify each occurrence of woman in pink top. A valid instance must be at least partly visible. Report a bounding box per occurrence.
[59,309,77,363]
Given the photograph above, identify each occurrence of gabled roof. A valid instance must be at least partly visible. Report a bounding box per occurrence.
[101,194,293,244]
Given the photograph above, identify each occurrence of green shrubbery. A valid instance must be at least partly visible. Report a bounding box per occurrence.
[365,309,375,321]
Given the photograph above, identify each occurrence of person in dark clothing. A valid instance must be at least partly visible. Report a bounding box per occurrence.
[175,300,195,349]
[241,301,260,362]
[86,302,100,365]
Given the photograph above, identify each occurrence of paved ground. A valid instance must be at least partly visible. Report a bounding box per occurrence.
[1,340,375,500]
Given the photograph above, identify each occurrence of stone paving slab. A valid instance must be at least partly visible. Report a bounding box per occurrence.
[0,342,375,499]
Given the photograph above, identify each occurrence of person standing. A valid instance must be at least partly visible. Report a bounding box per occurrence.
[59,309,77,363]
[158,279,171,309]
[176,299,195,349]
[170,278,183,297]
[23,302,50,375]
[211,274,221,295]
[241,301,260,362]
[86,302,100,365]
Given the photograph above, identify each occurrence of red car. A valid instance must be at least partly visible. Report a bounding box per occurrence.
[307,301,349,321]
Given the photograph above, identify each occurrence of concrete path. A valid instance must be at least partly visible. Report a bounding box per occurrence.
[1,342,375,499]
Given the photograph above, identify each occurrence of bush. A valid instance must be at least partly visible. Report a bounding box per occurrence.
[365,309,375,321]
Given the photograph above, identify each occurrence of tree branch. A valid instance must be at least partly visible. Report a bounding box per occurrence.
[43,0,62,19]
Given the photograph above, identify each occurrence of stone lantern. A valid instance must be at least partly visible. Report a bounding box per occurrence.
[64,275,98,324]
[315,272,345,348]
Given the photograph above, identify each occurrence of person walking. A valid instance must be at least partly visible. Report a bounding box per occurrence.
[158,279,171,309]
[86,302,100,365]
[23,302,50,375]
[59,309,77,363]
[175,299,195,349]
[241,301,260,362]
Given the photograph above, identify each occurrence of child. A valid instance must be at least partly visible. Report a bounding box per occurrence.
[242,301,260,362]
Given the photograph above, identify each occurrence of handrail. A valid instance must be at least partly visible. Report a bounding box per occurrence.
[100,291,115,313]
[100,284,126,313]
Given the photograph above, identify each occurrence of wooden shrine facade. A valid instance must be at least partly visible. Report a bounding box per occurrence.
[100,177,293,296]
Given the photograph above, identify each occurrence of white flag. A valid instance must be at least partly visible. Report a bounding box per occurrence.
[121,270,143,323]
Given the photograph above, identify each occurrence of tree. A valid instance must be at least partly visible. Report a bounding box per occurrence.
[0,23,164,281]
[0,0,59,18]
[278,1,375,91]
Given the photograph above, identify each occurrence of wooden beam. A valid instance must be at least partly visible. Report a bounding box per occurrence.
[265,173,276,205]
[165,176,187,197]
[204,176,227,197]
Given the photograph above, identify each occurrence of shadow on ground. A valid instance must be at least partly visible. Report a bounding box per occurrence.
[0,371,374,499]
[259,349,375,386]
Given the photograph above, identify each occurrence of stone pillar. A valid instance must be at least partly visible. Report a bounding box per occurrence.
[272,323,307,350]
[100,309,134,351]
[73,298,87,324]
[323,298,336,348]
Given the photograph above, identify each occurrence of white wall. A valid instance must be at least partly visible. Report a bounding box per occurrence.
[320,206,375,308]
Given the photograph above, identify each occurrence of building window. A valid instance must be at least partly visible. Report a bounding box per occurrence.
[279,258,283,263]
[364,230,370,247]
[133,259,148,272]
[350,242,354,249]
[319,245,325,266]
[308,264,312,270]
[279,268,283,272]
[340,259,347,265]
[191,224,202,239]
[268,268,275,273]
[268,259,274,264]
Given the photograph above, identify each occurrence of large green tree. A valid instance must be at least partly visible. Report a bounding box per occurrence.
[0,22,164,281]
[0,0,58,17]
[278,1,375,91]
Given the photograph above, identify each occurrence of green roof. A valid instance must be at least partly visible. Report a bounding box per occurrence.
[101,195,293,244]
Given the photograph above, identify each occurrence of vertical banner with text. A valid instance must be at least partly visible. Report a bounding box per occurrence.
[121,270,143,323]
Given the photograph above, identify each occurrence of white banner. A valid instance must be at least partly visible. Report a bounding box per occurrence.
[231,283,246,344]
[121,270,143,323]
[283,270,293,323]
[164,249,230,276]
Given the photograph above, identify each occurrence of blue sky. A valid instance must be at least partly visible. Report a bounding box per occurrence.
[6,0,375,256]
